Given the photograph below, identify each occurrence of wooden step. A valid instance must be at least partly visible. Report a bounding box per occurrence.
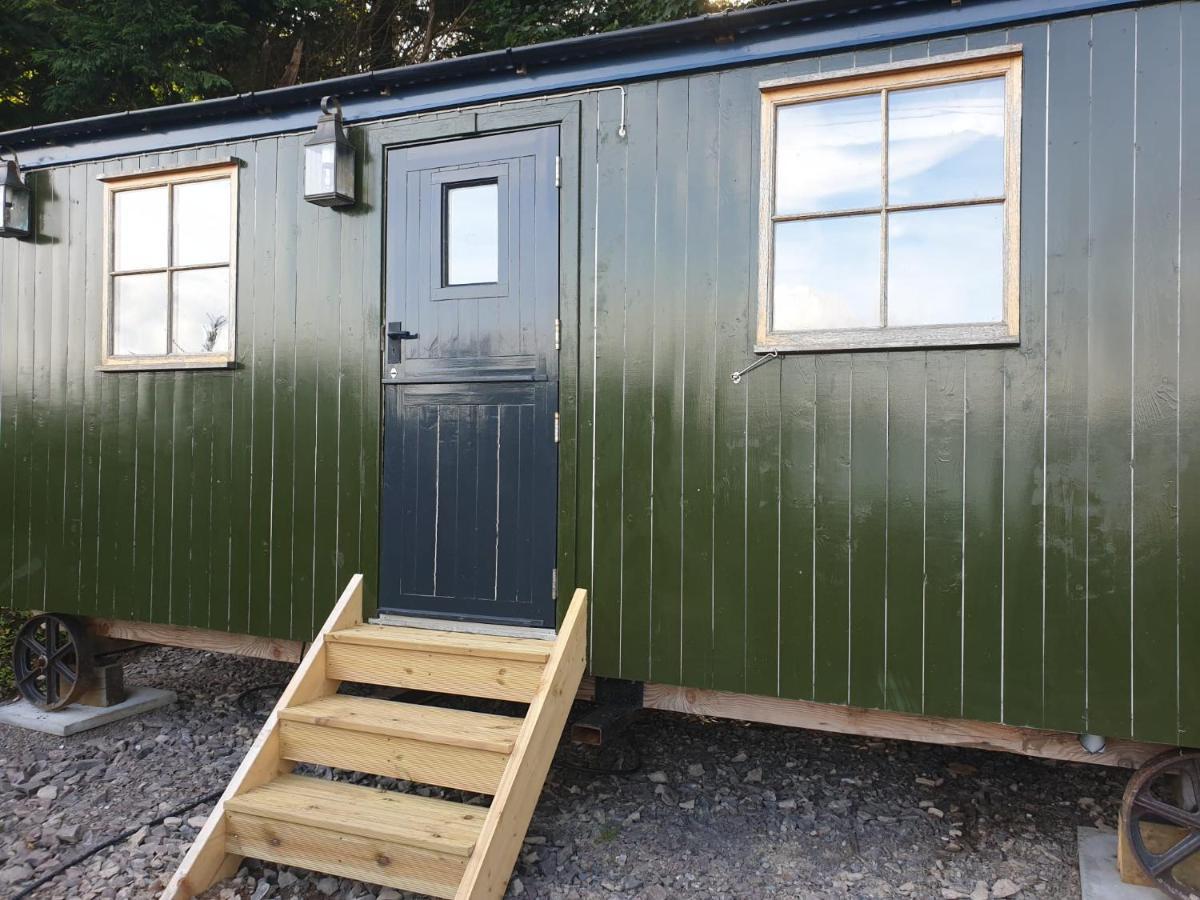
[278,695,523,794]
[325,625,552,702]
[223,774,485,899]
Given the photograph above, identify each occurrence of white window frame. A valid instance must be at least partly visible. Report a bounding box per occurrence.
[756,47,1023,353]
[99,159,239,370]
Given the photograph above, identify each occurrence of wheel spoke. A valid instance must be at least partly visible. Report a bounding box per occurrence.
[52,659,77,685]
[16,668,39,685]
[1147,830,1200,877]
[1135,794,1200,831]
[45,623,57,662]
[18,634,47,658]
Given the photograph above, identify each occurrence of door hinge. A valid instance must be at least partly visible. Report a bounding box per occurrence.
[553,411,560,443]
[554,317,561,351]
[555,155,561,189]
[552,567,558,601]
[379,321,386,354]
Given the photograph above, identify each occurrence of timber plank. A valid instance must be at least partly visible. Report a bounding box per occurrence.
[848,356,887,711]
[1085,10,1137,739]
[884,352,926,714]
[922,352,965,719]
[325,643,543,703]
[812,356,852,706]
[279,696,521,752]
[278,719,510,795]
[647,77,689,685]
[224,813,467,899]
[778,352,817,701]
[456,589,588,900]
[1180,0,1200,748]
[1041,15,1091,734]
[589,84,630,678]
[679,73,721,690]
[223,140,256,637]
[1001,22,1049,729]
[225,775,484,854]
[711,67,756,694]
[1129,2,1182,745]
[616,82,658,683]
[325,624,552,661]
[247,136,279,638]
[961,351,1005,724]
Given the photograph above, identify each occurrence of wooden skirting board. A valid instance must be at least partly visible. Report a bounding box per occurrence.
[638,684,1172,769]
[87,618,305,663]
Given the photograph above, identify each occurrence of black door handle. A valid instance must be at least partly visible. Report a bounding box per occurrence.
[386,322,418,364]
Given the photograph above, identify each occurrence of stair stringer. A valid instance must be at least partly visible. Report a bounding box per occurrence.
[162,574,365,900]
[455,588,588,900]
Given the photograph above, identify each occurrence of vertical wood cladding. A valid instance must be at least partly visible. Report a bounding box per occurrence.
[572,5,1194,746]
[0,4,1194,746]
[0,132,381,644]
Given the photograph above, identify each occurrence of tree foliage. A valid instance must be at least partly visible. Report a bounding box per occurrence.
[0,0,754,130]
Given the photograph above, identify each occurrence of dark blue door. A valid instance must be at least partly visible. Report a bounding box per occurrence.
[380,128,559,628]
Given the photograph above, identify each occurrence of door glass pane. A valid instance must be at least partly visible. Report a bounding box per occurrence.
[173,178,231,266]
[775,94,882,215]
[113,186,168,271]
[446,182,499,285]
[172,267,231,354]
[772,214,881,331]
[112,272,168,355]
[888,77,1005,205]
[887,204,1004,327]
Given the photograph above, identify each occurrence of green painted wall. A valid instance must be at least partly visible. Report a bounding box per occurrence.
[572,4,1198,748]
[1,4,1196,746]
[0,137,382,642]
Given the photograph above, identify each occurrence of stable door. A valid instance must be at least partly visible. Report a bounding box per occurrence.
[379,127,560,628]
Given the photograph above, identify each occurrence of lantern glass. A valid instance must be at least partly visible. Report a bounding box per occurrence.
[5,184,30,235]
[1,159,32,238]
[303,116,356,207]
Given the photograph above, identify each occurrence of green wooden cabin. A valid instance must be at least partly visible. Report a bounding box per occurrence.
[0,0,1196,750]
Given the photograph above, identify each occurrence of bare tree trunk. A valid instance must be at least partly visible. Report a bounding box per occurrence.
[276,37,304,87]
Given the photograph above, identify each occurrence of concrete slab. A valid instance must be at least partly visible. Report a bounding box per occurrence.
[1078,827,1169,900]
[0,686,177,736]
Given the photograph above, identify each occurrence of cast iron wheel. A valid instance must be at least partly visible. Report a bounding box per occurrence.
[1122,749,1200,899]
[12,613,92,711]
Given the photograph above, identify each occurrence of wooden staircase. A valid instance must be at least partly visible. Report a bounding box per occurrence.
[164,575,588,900]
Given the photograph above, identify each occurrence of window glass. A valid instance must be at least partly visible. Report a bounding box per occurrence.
[888,77,1005,205]
[775,93,881,215]
[773,215,880,331]
[887,204,1004,327]
[112,273,168,355]
[760,57,1019,349]
[173,178,231,266]
[113,187,168,271]
[173,268,232,354]
[446,182,499,285]
[106,168,235,365]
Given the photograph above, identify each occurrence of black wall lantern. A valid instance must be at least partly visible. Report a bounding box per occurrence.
[0,146,32,238]
[304,96,356,207]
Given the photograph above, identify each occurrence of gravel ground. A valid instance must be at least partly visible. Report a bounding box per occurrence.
[0,647,1130,899]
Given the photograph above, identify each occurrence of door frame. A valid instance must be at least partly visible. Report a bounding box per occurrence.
[369,101,582,628]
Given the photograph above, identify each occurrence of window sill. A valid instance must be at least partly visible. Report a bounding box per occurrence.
[97,357,236,373]
[755,324,1019,354]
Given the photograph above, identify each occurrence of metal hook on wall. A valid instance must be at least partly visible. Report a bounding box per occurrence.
[730,350,779,384]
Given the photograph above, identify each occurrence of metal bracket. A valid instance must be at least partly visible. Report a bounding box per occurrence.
[731,349,779,384]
